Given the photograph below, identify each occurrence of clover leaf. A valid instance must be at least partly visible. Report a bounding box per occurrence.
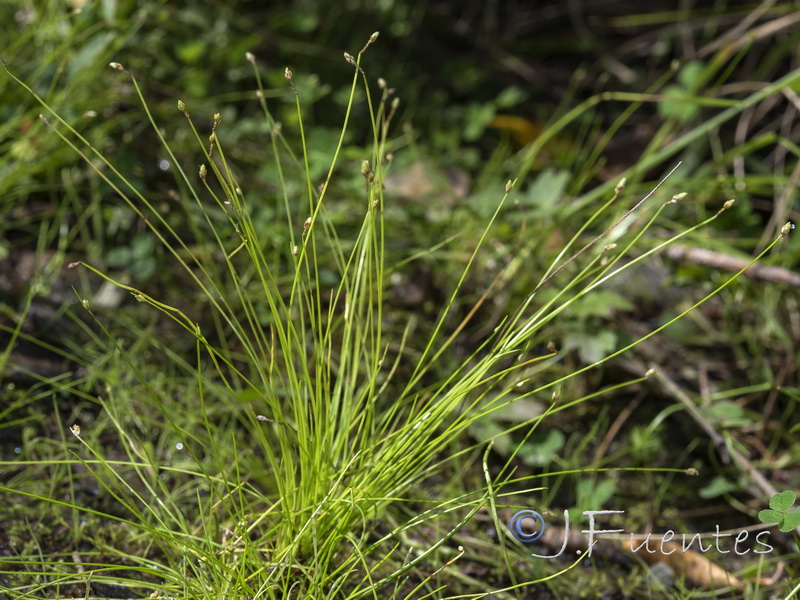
[758,491,800,533]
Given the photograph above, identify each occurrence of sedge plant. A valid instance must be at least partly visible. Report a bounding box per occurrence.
[1,32,797,599]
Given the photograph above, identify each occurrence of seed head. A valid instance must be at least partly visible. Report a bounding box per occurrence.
[669,192,687,204]
[716,198,735,216]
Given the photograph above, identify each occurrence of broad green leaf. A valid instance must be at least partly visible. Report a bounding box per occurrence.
[705,400,748,428]
[780,510,800,532]
[237,388,261,404]
[577,478,616,507]
[699,475,738,499]
[523,168,570,215]
[568,290,634,318]
[468,418,512,456]
[770,490,795,512]
[518,430,565,467]
[758,509,783,524]
[564,329,616,364]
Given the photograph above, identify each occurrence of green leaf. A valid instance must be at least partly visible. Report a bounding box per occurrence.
[576,478,616,508]
[468,418,512,456]
[106,246,132,267]
[522,168,570,216]
[705,400,748,428]
[780,511,800,532]
[176,39,206,65]
[758,509,783,524]
[569,480,616,521]
[657,84,700,123]
[568,290,634,318]
[495,86,527,109]
[594,479,617,506]
[698,475,738,499]
[678,61,705,89]
[237,388,261,404]
[463,103,496,142]
[563,329,616,364]
[770,490,796,512]
[132,256,156,281]
[518,430,564,467]
[132,233,156,257]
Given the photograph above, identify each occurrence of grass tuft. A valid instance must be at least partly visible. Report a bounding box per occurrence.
[3,13,800,599]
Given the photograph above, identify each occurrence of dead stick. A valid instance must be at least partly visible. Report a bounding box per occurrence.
[648,365,800,539]
[666,245,800,287]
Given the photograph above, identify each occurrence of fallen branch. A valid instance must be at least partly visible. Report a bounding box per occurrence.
[666,245,800,287]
